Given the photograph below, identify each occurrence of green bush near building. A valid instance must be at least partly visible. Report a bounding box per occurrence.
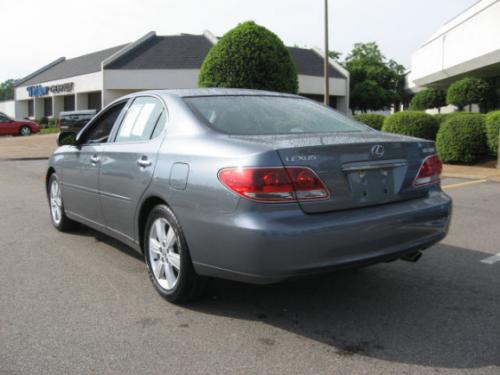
[436,113,486,164]
[485,111,500,156]
[198,21,298,93]
[382,111,439,140]
[353,113,385,130]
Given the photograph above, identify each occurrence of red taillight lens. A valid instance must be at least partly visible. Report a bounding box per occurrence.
[414,155,442,186]
[218,167,329,202]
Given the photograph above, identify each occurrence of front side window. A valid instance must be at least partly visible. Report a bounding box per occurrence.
[114,97,165,143]
[80,102,126,144]
[184,96,368,135]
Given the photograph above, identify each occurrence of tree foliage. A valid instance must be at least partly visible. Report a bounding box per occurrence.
[446,77,492,111]
[0,79,15,101]
[410,88,447,112]
[198,21,298,93]
[344,42,407,113]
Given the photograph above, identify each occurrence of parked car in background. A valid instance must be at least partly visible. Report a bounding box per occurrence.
[58,110,96,133]
[46,89,452,304]
[0,113,39,136]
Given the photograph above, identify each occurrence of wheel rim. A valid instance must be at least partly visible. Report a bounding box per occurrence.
[50,180,62,225]
[21,127,30,135]
[148,218,181,290]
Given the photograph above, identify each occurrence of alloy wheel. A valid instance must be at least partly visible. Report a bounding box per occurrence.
[148,218,181,290]
[50,180,62,225]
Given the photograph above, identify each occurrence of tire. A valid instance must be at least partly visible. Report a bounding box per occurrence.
[19,126,32,136]
[144,204,206,304]
[48,174,78,231]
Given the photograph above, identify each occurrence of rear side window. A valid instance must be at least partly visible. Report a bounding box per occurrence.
[184,96,367,135]
[114,97,165,142]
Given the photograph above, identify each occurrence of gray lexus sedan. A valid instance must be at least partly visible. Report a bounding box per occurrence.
[47,89,452,303]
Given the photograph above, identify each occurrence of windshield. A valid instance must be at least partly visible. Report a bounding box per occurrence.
[184,96,368,135]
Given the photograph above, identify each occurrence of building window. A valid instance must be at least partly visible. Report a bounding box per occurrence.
[64,95,75,111]
[44,97,53,117]
[27,100,34,117]
[88,92,102,111]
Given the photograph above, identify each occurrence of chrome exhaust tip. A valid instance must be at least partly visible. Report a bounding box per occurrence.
[401,251,423,263]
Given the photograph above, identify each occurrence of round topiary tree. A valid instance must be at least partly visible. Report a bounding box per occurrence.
[353,113,385,130]
[446,77,490,111]
[485,110,500,156]
[381,111,439,140]
[198,21,298,93]
[436,113,487,163]
[410,88,446,112]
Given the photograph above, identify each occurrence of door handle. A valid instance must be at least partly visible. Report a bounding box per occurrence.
[137,157,152,168]
[90,155,100,164]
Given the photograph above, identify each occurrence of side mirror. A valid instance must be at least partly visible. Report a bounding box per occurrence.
[57,131,78,147]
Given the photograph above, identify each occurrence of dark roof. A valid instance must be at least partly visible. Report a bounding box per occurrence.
[105,34,213,69]
[19,45,126,86]
[18,34,346,87]
[287,47,343,78]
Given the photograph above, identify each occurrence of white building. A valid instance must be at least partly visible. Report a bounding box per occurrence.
[11,30,349,120]
[408,0,500,109]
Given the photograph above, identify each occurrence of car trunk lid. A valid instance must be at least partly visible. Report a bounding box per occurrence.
[230,131,436,213]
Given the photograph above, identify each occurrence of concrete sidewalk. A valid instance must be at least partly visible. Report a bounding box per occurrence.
[0,133,58,160]
[443,164,500,182]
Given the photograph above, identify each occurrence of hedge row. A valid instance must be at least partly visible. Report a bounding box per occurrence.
[436,114,486,163]
[359,110,499,163]
[353,114,385,130]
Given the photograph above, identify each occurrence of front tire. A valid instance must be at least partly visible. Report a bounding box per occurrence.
[19,126,32,136]
[48,174,77,231]
[144,204,206,304]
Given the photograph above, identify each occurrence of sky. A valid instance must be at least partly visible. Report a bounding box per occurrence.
[0,0,478,82]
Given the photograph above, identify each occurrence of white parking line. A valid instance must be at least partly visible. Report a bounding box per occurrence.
[480,253,500,265]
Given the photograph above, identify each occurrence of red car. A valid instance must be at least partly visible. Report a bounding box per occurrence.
[0,113,40,136]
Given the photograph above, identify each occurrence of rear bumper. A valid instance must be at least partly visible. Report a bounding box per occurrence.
[187,189,452,284]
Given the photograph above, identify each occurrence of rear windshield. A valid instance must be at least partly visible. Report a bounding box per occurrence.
[184,96,368,135]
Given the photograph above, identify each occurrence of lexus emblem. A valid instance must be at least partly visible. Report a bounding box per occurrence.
[371,145,385,159]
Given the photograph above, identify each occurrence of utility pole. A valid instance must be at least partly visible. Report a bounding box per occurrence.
[497,127,500,169]
[324,0,330,106]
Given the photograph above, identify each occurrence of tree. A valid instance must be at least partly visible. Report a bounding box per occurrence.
[410,88,447,113]
[328,50,342,62]
[447,77,491,111]
[344,42,407,113]
[199,21,298,93]
[0,79,15,101]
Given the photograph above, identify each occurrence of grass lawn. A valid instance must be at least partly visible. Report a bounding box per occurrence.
[40,128,60,135]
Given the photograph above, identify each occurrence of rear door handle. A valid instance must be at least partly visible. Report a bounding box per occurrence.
[137,157,152,168]
[90,155,100,164]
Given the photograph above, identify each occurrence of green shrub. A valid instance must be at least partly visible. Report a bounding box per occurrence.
[381,111,439,140]
[485,111,500,156]
[353,113,385,130]
[48,118,57,128]
[198,21,298,93]
[434,112,476,125]
[410,88,446,111]
[436,113,486,163]
[446,77,490,111]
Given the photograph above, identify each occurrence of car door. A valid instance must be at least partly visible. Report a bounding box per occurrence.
[0,115,8,135]
[59,101,128,226]
[99,96,167,240]
[0,115,15,135]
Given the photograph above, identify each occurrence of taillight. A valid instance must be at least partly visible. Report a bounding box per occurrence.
[414,155,442,186]
[218,167,329,202]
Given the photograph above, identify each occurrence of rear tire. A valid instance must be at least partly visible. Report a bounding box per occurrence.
[19,126,31,136]
[48,174,78,231]
[144,204,206,304]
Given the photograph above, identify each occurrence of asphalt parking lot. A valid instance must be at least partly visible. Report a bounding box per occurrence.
[0,159,499,375]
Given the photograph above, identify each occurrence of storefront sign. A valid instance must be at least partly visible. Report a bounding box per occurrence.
[27,82,74,97]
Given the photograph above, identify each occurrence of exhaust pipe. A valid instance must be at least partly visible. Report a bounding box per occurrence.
[401,251,423,263]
